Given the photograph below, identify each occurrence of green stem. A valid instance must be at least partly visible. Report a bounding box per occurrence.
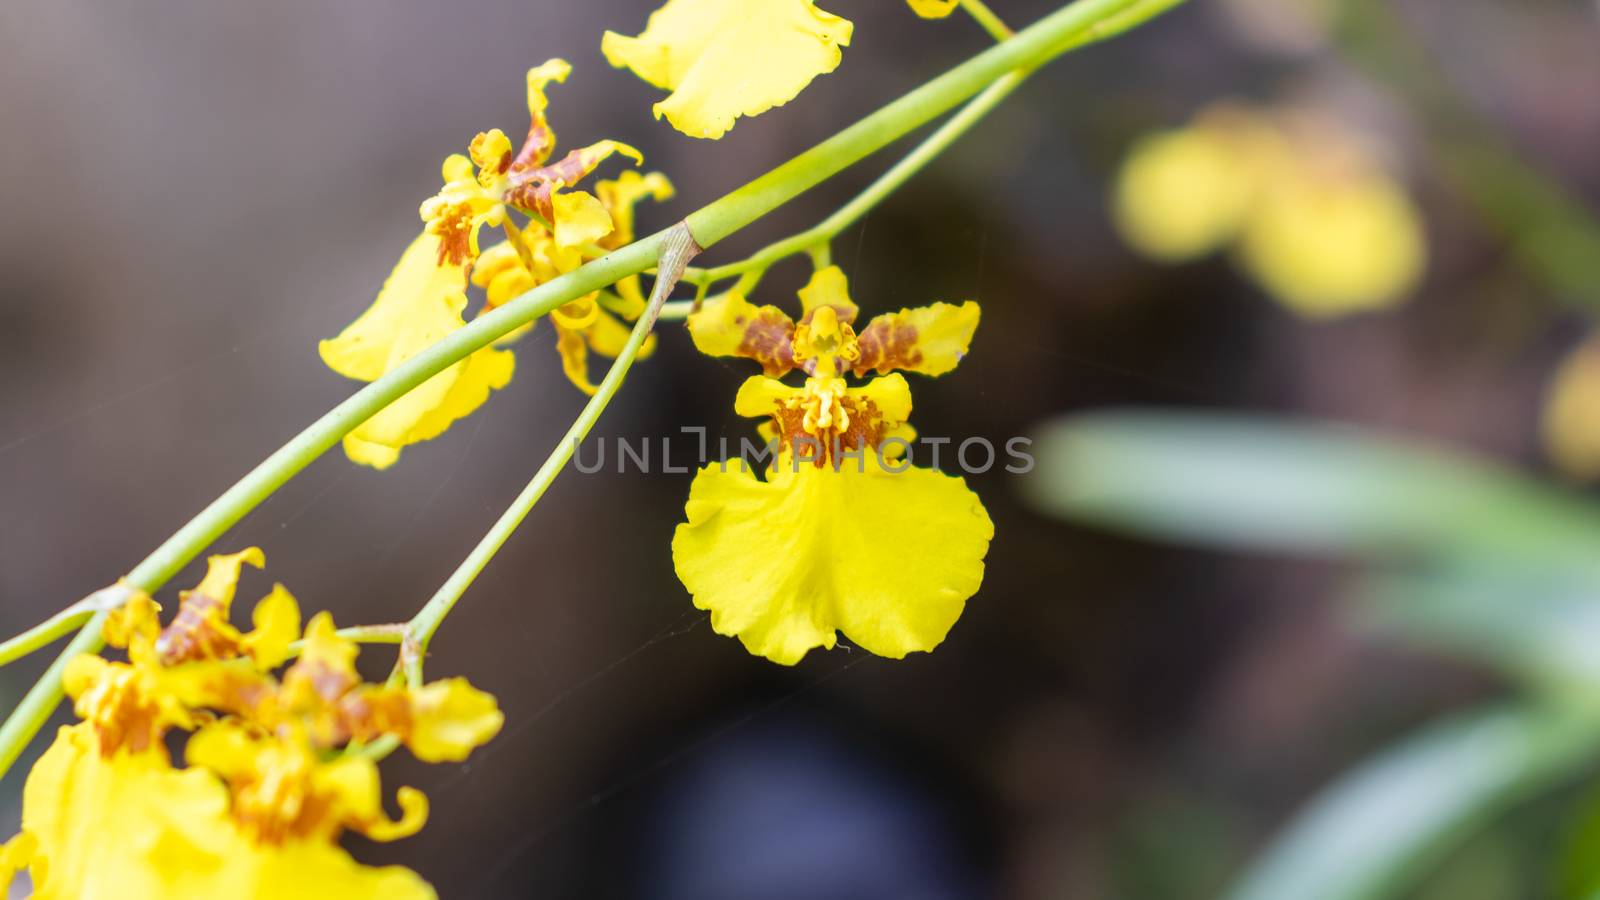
[0,0,1188,780]
[675,0,1185,299]
[0,611,92,670]
[961,0,1015,40]
[401,225,699,688]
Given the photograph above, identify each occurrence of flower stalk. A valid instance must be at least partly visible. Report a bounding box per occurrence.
[0,0,1188,780]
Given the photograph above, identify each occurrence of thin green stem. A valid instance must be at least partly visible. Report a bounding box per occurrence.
[677,0,1184,297]
[682,69,1031,296]
[961,0,1015,40]
[0,0,1188,780]
[0,585,129,669]
[402,225,700,685]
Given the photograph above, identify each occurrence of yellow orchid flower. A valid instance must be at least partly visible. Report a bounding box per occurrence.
[320,61,644,468]
[1112,103,1425,317]
[602,0,853,139]
[4,548,503,898]
[907,0,960,17]
[676,266,993,665]
[470,171,675,394]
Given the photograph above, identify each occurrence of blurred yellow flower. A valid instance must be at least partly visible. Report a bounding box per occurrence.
[1543,333,1600,481]
[471,170,675,394]
[1,548,502,899]
[907,0,961,18]
[1112,104,1425,317]
[676,267,993,664]
[603,0,853,139]
[320,61,644,468]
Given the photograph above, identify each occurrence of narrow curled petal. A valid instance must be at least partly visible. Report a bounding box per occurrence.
[194,548,266,608]
[602,0,853,139]
[555,325,598,395]
[320,232,515,469]
[907,0,960,16]
[686,290,797,376]
[854,301,981,377]
[514,58,573,170]
[152,547,267,665]
[673,459,993,664]
[243,584,302,670]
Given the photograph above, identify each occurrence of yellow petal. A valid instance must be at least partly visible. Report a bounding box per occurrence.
[0,832,35,896]
[602,0,853,139]
[404,678,505,763]
[320,231,468,385]
[673,459,993,664]
[686,290,797,376]
[907,0,959,16]
[551,189,615,247]
[847,374,913,426]
[1236,167,1425,316]
[23,725,437,899]
[853,301,981,377]
[555,324,597,395]
[103,593,161,652]
[519,58,573,167]
[596,170,675,248]
[194,547,266,606]
[243,584,302,670]
[585,308,656,361]
[22,725,237,899]
[733,375,804,419]
[796,264,859,324]
[1543,334,1600,481]
[320,232,515,469]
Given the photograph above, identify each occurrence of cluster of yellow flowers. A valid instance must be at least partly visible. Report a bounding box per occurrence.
[0,551,502,898]
[1112,103,1426,317]
[678,267,994,664]
[319,59,672,468]
[309,0,999,669]
[318,0,972,470]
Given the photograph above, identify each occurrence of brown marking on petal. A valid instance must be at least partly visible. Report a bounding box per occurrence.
[336,687,416,746]
[512,121,556,173]
[853,317,923,376]
[157,593,245,665]
[506,145,624,221]
[429,204,476,266]
[737,309,798,377]
[767,397,890,468]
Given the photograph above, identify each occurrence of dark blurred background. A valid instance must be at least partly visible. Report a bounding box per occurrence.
[2,0,1599,897]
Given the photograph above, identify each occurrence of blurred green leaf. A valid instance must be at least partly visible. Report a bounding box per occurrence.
[1357,567,1600,697]
[1225,705,1600,900]
[1556,781,1600,900]
[1026,412,1600,572]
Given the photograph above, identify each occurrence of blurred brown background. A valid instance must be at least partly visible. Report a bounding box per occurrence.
[2,0,1599,897]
